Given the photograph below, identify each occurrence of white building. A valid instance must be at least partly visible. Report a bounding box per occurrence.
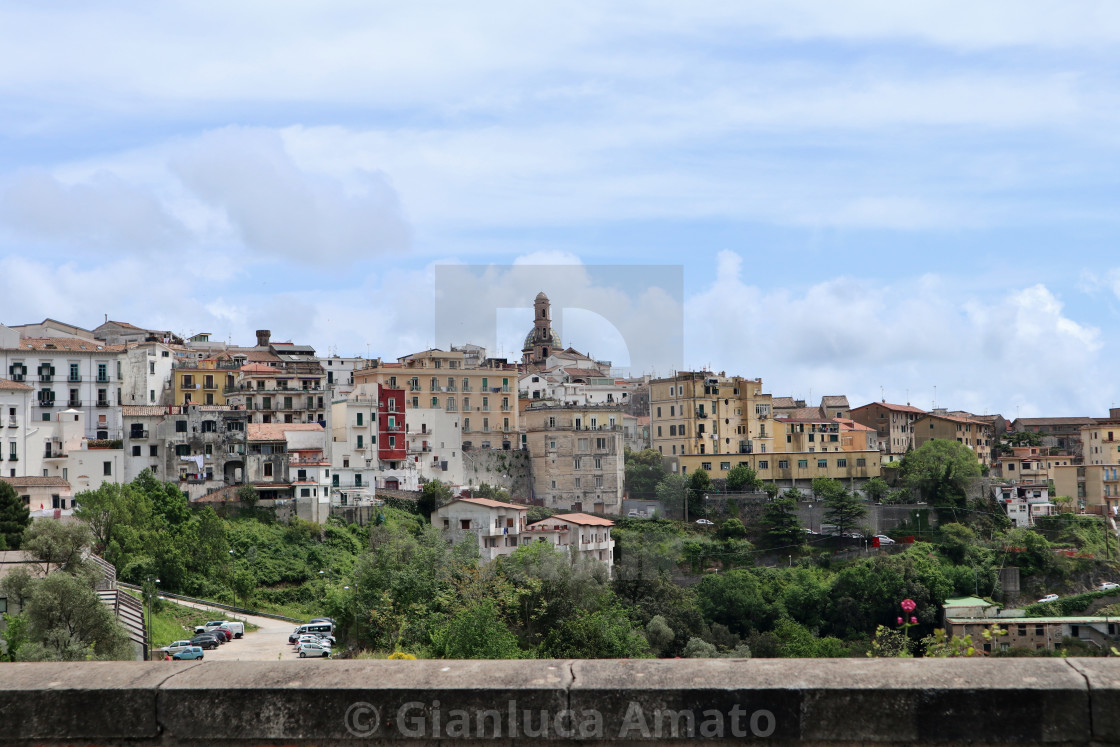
[0,325,126,440]
[120,341,177,407]
[524,513,615,574]
[433,497,528,562]
[328,389,380,502]
[1,377,35,479]
[996,483,1056,528]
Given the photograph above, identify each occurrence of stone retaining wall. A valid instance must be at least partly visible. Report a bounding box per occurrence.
[2,658,1119,745]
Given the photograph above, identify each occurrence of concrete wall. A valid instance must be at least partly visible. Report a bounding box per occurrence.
[2,659,1119,744]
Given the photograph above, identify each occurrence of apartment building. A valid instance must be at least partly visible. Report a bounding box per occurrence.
[119,341,177,407]
[995,446,1074,484]
[354,347,520,452]
[0,325,126,439]
[434,497,528,562]
[849,401,927,456]
[912,412,996,467]
[171,356,239,407]
[1013,416,1098,461]
[992,483,1055,528]
[1053,464,1120,514]
[522,402,625,514]
[0,378,33,479]
[224,362,327,425]
[1081,420,1120,466]
[524,513,615,574]
[244,422,328,505]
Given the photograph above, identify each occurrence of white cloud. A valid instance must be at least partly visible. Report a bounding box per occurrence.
[686,250,1109,416]
[169,127,410,262]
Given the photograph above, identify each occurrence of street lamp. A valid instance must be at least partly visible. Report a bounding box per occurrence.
[145,576,160,661]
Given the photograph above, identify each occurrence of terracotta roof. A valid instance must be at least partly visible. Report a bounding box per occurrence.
[918,413,994,427]
[786,407,824,420]
[771,397,798,408]
[122,405,175,416]
[452,497,528,510]
[247,423,324,441]
[563,367,604,377]
[8,337,124,352]
[0,378,32,391]
[1016,417,1097,426]
[1,476,70,488]
[852,401,927,415]
[533,512,615,527]
[820,395,849,407]
[239,363,282,374]
[243,351,282,363]
[836,418,875,432]
[106,320,144,330]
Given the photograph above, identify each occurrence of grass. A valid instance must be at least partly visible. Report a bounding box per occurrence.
[141,597,260,648]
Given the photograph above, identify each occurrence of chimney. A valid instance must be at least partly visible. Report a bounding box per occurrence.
[256,329,271,347]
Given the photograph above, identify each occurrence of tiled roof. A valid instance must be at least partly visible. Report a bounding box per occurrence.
[239,363,281,374]
[836,418,875,432]
[0,476,70,488]
[820,395,849,407]
[533,512,615,527]
[106,320,144,330]
[852,401,927,415]
[786,407,824,420]
[1016,417,1097,426]
[243,351,282,363]
[0,378,32,391]
[453,497,529,510]
[122,405,176,416]
[247,423,324,441]
[7,337,125,352]
[919,413,994,427]
[771,397,798,408]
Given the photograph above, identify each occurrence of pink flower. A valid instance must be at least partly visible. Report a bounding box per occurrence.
[910,616,918,624]
[897,617,903,625]
[900,599,917,613]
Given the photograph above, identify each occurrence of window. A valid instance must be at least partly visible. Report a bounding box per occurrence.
[669,425,676,436]
[596,437,606,450]
[149,445,158,457]
[657,426,662,437]
[759,460,769,469]
[574,457,581,470]
[103,461,112,476]
[656,407,661,417]
[577,438,589,451]
[720,461,730,471]
[856,458,866,467]
[575,477,581,488]
[817,459,827,468]
[798,459,808,468]
[837,458,847,467]
[357,435,364,449]
[595,476,603,487]
[175,420,187,433]
[264,463,273,477]
[132,445,141,456]
[701,462,712,470]
[69,363,79,381]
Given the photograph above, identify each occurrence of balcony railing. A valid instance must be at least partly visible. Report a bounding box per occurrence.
[6,419,16,428]
[68,399,81,407]
[68,375,82,382]
[39,374,53,382]
[129,429,149,439]
[96,376,110,383]
[38,399,55,408]
[96,400,111,408]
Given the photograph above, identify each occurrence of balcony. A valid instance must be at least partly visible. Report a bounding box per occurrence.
[37,399,55,408]
[696,409,708,418]
[96,376,110,384]
[39,374,53,382]
[43,448,67,460]
[68,375,82,383]
[96,400,111,408]
[129,429,149,439]
[6,419,16,428]
[68,399,82,407]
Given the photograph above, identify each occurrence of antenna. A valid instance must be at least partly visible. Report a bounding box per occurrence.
[933,385,937,410]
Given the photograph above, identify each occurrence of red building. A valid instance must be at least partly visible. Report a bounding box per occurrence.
[378,383,406,464]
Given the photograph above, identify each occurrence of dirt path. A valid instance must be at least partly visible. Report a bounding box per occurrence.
[164,597,306,661]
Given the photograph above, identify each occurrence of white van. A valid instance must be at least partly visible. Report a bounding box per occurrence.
[221,621,245,639]
[288,622,333,644]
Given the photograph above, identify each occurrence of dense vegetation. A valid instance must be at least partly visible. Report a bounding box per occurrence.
[4,442,1119,660]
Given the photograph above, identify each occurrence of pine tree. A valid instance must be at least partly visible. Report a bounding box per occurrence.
[0,481,30,550]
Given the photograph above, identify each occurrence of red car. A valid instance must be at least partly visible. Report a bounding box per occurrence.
[208,627,231,643]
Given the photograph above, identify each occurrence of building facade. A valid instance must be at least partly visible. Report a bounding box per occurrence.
[522,402,625,514]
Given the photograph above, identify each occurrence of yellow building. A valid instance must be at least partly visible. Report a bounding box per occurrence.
[912,413,996,467]
[649,372,880,483]
[171,356,239,407]
[1053,463,1120,514]
[354,348,520,451]
[1082,420,1120,466]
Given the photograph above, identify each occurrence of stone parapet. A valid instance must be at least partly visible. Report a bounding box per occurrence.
[0,658,1112,745]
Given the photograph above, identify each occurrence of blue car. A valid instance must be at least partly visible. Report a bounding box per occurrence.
[172,646,204,660]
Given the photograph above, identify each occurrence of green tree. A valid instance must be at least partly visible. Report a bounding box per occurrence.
[688,469,712,518]
[20,521,93,576]
[624,448,667,500]
[655,473,689,518]
[758,497,804,549]
[725,464,763,493]
[811,477,846,501]
[473,483,511,502]
[823,489,868,541]
[431,600,522,659]
[644,615,674,656]
[539,605,650,658]
[417,480,453,519]
[695,569,779,636]
[898,440,981,510]
[236,484,259,508]
[863,477,890,504]
[18,573,133,660]
[0,480,30,550]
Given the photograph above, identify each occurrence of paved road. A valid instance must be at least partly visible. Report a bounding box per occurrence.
[162,598,308,661]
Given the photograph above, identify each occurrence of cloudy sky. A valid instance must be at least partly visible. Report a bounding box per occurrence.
[2,1,1120,417]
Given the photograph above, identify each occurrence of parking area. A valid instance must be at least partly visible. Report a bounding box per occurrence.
[163,599,313,661]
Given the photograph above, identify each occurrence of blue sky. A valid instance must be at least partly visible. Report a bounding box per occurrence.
[2,1,1120,417]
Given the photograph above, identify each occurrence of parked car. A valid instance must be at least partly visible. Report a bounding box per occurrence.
[172,646,204,661]
[297,640,332,658]
[189,635,220,650]
[222,621,245,639]
[163,640,195,656]
[208,628,231,643]
[1100,582,1120,591]
[1037,594,1059,603]
[194,620,228,636]
[695,519,714,526]
[844,531,864,539]
[309,617,338,627]
[874,535,896,545]
[819,524,840,536]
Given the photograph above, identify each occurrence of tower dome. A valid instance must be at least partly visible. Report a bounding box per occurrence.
[522,291,560,365]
